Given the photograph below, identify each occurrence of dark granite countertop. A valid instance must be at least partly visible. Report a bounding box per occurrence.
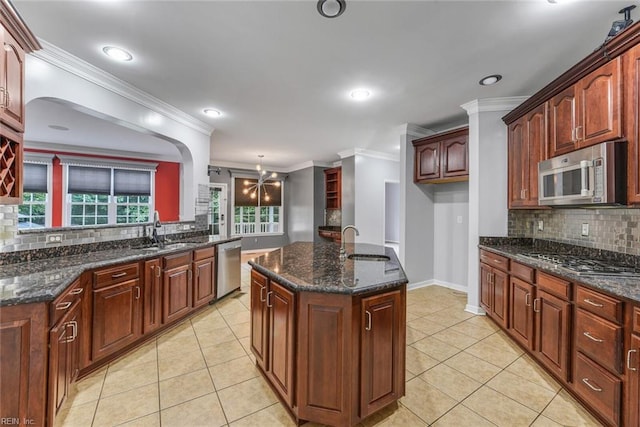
[248,241,408,295]
[478,238,640,303]
[0,235,241,307]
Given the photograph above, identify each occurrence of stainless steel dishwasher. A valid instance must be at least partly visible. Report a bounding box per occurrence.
[216,240,241,299]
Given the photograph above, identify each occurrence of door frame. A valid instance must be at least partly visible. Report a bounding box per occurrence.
[209,183,228,238]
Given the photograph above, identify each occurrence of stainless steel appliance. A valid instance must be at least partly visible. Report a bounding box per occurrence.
[216,240,241,299]
[538,141,626,206]
[518,252,640,277]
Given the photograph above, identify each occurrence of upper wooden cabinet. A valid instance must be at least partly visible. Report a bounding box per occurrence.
[624,44,640,205]
[324,167,341,210]
[413,127,469,184]
[549,58,622,157]
[0,25,25,133]
[508,104,546,208]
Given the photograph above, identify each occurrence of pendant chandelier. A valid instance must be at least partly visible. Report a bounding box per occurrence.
[242,155,280,203]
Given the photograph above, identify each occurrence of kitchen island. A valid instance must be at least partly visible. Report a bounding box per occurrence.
[248,241,408,427]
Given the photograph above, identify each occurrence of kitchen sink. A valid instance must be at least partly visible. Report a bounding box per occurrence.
[347,254,390,261]
[136,242,190,251]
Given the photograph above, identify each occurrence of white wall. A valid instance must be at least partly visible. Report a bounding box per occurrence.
[25,55,212,221]
[384,182,400,243]
[353,154,399,245]
[433,182,469,291]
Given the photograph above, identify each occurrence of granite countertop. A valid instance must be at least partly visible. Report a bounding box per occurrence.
[248,241,408,295]
[0,235,241,307]
[478,240,640,303]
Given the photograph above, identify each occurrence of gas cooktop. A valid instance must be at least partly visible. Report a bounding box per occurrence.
[518,252,640,278]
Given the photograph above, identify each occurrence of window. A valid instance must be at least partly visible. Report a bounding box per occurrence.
[59,156,157,227]
[18,158,52,229]
[232,177,283,235]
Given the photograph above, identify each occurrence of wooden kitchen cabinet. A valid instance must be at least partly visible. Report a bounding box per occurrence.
[192,247,216,308]
[250,269,269,371]
[0,25,25,133]
[479,250,509,328]
[360,289,405,418]
[508,104,546,208]
[624,44,640,205]
[549,59,622,157]
[162,251,193,324]
[413,127,468,184]
[627,307,639,427]
[92,263,142,362]
[324,167,341,210]
[0,302,47,427]
[509,276,535,350]
[0,129,22,203]
[143,258,163,334]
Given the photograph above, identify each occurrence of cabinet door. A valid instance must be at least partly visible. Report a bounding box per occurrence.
[162,265,192,324]
[535,289,571,382]
[92,279,141,361]
[628,334,639,427]
[267,280,295,407]
[143,259,163,334]
[624,44,640,204]
[361,289,405,418]
[508,118,526,208]
[508,277,534,350]
[549,86,578,157]
[193,257,215,308]
[524,105,546,206]
[491,269,509,329]
[479,263,492,313]
[250,270,268,371]
[578,58,621,148]
[415,141,440,181]
[0,29,25,132]
[441,137,468,178]
[0,131,23,204]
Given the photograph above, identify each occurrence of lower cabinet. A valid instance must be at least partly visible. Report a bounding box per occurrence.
[266,280,295,407]
[250,269,269,370]
[162,252,193,324]
[508,276,535,350]
[193,247,216,308]
[143,258,163,334]
[534,288,571,382]
[628,332,639,427]
[480,261,509,328]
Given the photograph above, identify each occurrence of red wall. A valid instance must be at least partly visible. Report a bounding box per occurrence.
[25,149,181,225]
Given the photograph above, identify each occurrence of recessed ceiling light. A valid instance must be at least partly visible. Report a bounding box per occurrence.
[317,0,346,18]
[48,124,69,131]
[203,108,222,118]
[350,89,371,101]
[102,46,133,62]
[479,74,502,86]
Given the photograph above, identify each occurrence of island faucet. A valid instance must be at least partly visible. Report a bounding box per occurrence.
[340,225,359,261]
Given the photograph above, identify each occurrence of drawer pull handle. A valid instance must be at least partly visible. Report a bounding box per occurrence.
[533,298,540,313]
[525,293,531,307]
[365,310,372,331]
[583,332,604,343]
[260,286,266,302]
[56,301,72,310]
[65,320,78,343]
[69,288,84,295]
[583,298,604,308]
[266,291,273,308]
[111,272,127,279]
[581,378,602,392]
[628,349,638,371]
[135,286,141,300]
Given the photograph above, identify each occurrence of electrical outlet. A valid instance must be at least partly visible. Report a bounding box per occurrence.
[47,234,62,243]
[538,220,544,231]
[581,223,590,236]
[456,216,463,224]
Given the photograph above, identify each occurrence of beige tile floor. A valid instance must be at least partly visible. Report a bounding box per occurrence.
[55,263,605,427]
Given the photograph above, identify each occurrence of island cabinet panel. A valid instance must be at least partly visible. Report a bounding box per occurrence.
[0,302,47,427]
[250,270,268,371]
[624,43,640,204]
[162,252,193,324]
[360,289,405,418]
[628,331,639,427]
[534,289,571,382]
[297,292,353,426]
[267,280,296,408]
[143,258,163,334]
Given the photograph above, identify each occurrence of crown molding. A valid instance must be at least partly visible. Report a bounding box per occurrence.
[397,123,434,138]
[31,39,214,137]
[338,148,399,162]
[25,140,181,163]
[210,159,336,173]
[461,97,529,115]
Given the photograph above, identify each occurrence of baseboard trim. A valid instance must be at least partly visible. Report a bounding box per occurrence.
[407,279,468,294]
[465,304,486,315]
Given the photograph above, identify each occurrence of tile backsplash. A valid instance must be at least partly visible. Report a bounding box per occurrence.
[509,208,640,256]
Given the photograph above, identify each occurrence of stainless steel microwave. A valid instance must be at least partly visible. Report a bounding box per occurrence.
[538,141,626,206]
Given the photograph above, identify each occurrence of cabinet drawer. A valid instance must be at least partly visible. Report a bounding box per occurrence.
[537,272,570,300]
[193,246,215,261]
[510,261,535,283]
[93,263,139,289]
[479,250,509,272]
[634,306,640,333]
[50,280,84,326]
[574,352,621,427]
[576,286,622,324]
[163,251,192,269]
[251,269,268,287]
[575,309,622,374]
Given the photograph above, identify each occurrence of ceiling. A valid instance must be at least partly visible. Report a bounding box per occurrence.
[13,0,634,169]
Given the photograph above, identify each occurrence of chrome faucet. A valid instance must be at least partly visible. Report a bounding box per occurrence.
[151,210,163,246]
[340,225,359,261]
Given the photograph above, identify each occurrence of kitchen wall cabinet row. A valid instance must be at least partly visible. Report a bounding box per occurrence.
[0,2,40,204]
[412,127,469,184]
[0,246,217,426]
[324,167,342,210]
[250,269,405,426]
[504,22,640,207]
[479,249,639,426]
